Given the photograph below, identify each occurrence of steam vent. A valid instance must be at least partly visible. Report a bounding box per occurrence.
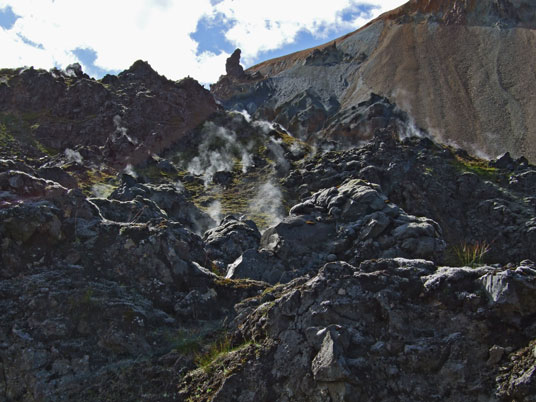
[1,1,536,401]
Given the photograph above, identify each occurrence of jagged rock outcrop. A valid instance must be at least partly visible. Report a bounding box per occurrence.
[244,178,445,284]
[212,0,536,162]
[225,49,247,79]
[203,215,261,266]
[108,174,215,233]
[0,61,219,167]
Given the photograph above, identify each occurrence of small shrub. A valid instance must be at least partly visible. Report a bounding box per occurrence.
[194,334,233,369]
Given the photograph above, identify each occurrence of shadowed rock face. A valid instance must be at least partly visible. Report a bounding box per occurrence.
[211,0,536,162]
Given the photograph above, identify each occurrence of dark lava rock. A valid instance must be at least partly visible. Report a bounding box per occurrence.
[0,62,219,168]
[0,169,266,401]
[259,179,445,281]
[2,54,536,402]
[283,127,536,264]
[179,258,536,401]
[213,170,234,187]
[204,215,261,266]
[110,176,215,233]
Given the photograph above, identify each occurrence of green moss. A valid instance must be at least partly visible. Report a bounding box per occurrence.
[194,334,233,370]
[271,129,311,152]
[34,140,59,156]
[177,164,288,231]
[452,155,499,181]
[0,122,15,147]
[260,283,284,298]
[0,112,60,157]
[194,334,259,374]
[134,164,180,184]
[77,168,119,197]
[213,277,265,290]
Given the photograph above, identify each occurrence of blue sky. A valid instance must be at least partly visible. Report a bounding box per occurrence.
[0,0,406,84]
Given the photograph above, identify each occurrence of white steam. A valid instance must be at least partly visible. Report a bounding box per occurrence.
[207,200,223,225]
[91,183,115,198]
[113,115,138,145]
[123,164,138,178]
[240,150,254,173]
[173,180,185,193]
[187,122,255,185]
[64,148,83,164]
[252,119,277,134]
[248,181,285,229]
[267,137,291,173]
[289,141,304,157]
[424,118,496,160]
[398,117,427,140]
[233,110,252,123]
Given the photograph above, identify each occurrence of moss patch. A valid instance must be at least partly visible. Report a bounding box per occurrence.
[452,154,499,181]
[77,168,119,197]
[0,112,59,158]
[213,276,267,290]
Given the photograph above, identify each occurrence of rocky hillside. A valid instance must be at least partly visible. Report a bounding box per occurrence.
[0,61,218,169]
[1,7,536,402]
[211,0,536,162]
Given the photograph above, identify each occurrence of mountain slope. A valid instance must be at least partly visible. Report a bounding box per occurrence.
[211,0,536,162]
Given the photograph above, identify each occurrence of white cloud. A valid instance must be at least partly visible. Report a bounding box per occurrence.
[1,0,226,82]
[212,0,407,64]
[0,0,406,83]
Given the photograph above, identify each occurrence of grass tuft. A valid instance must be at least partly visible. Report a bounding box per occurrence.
[452,241,491,267]
[194,334,233,370]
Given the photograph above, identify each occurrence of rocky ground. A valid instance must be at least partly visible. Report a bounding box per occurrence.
[1,60,535,401]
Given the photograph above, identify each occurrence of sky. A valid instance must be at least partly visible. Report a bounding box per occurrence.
[0,0,406,84]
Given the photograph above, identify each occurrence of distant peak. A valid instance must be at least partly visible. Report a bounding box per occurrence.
[119,60,161,81]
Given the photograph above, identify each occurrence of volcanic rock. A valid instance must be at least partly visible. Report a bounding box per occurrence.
[0,61,219,168]
[225,49,247,79]
[204,215,261,265]
[179,258,536,401]
[2,4,536,400]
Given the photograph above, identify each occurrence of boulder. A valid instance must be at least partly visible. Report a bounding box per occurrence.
[226,249,285,284]
[110,178,214,233]
[204,215,261,265]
